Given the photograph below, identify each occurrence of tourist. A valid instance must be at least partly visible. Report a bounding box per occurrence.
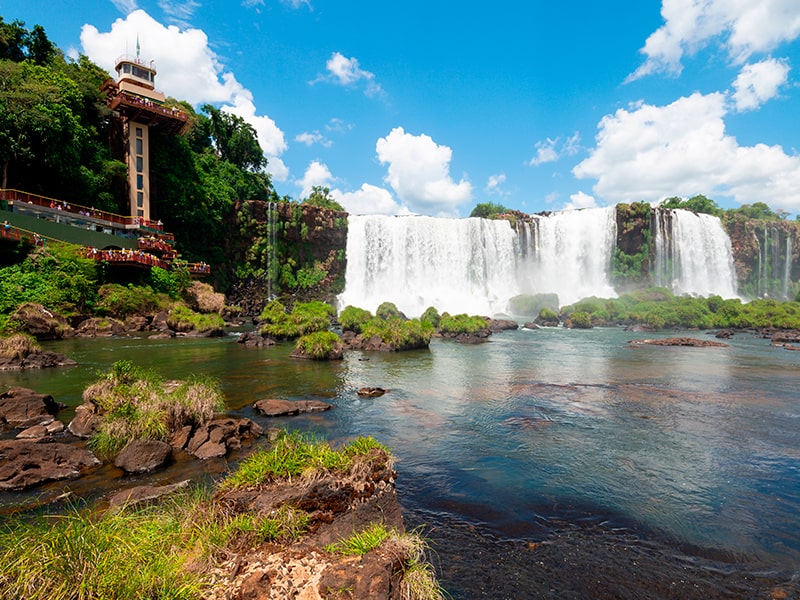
[2,220,9,236]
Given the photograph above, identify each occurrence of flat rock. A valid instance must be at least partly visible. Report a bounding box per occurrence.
[0,387,62,428]
[107,480,191,510]
[0,351,76,370]
[0,439,100,491]
[114,439,172,473]
[185,418,264,460]
[629,337,729,348]
[253,398,333,417]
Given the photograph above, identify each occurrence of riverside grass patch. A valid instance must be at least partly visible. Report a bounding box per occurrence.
[0,332,40,359]
[294,330,343,359]
[86,360,225,458]
[220,430,390,489]
[258,300,334,339]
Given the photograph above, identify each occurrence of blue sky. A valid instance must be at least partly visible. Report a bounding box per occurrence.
[4,0,800,217]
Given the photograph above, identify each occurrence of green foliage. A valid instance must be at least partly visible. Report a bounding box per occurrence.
[86,361,225,458]
[438,313,488,335]
[325,522,391,556]
[661,194,723,217]
[259,300,334,339]
[167,304,225,333]
[420,306,440,328]
[727,201,783,221]
[0,243,98,317]
[469,202,510,219]
[361,317,434,350]
[294,330,343,359]
[376,301,404,320]
[201,104,266,172]
[538,307,559,323]
[566,311,593,329]
[339,305,373,333]
[95,283,165,318]
[149,264,188,299]
[294,263,327,289]
[302,185,344,211]
[221,430,389,489]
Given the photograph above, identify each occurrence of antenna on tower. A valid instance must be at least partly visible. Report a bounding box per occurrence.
[136,34,140,59]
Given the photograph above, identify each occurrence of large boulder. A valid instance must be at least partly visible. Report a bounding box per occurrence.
[0,387,62,428]
[114,439,172,473]
[6,303,74,340]
[67,403,101,438]
[73,317,126,338]
[184,281,226,314]
[0,439,100,491]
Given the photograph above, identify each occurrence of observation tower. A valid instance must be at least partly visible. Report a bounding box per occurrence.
[101,45,188,224]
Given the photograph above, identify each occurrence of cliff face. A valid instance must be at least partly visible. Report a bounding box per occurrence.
[224,200,348,315]
[724,215,800,299]
[613,203,652,292]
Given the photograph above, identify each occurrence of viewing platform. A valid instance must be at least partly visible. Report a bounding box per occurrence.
[1,189,209,276]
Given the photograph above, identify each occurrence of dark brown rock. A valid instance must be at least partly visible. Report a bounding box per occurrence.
[114,439,172,473]
[488,318,519,332]
[629,337,729,348]
[357,387,388,398]
[6,302,74,340]
[185,418,264,460]
[73,317,126,338]
[523,322,540,330]
[169,424,193,450]
[0,439,100,491]
[67,403,101,438]
[0,350,76,371]
[237,331,276,348]
[0,387,62,428]
[16,419,63,439]
[253,398,333,417]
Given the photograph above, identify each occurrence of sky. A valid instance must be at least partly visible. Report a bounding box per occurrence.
[3,0,800,218]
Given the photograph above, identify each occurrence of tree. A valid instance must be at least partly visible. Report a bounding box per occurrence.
[729,202,780,221]
[202,104,266,172]
[469,202,510,219]
[660,194,722,217]
[302,186,344,211]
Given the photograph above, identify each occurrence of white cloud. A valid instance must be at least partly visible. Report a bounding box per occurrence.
[486,173,507,195]
[731,57,790,112]
[315,52,384,98]
[629,0,800,80]
[295,131,332,148]
[80,9,288,180]
[375,127,472,217]
[333,184,403,215]
[296,160,334,199]
[573,91,800,212]
[562,191,597,210]
[157,0,199,27]
[527,133,581,166]
[111,0,139,14]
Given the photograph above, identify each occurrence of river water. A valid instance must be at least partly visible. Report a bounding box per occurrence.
[1,327,799,598]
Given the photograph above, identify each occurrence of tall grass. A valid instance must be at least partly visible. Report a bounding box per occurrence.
[86,361,225,458]
[0,332,40,359]
[294,330,343,359]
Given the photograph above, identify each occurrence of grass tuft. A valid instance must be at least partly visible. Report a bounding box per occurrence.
[0,332,40,359]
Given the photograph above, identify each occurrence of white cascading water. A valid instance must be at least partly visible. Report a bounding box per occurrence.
[517,207,618,306]
[339,207,620,317]
[653,209,739,298]
[339,215,520,317]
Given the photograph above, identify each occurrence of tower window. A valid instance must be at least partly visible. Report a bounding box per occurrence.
[137,174,143,190]
[135,138,143,155]
[137,192,144,207]
[136,156,143,172]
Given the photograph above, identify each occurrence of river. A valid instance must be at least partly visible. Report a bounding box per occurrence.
[1,327,799,598]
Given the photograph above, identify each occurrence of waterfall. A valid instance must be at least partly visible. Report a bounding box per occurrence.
[517,207,618,306]
[265,201,277,301]
[784,236,793,300]
[653,208,738,298]
[339,215,520,317]
[339,207,619,317]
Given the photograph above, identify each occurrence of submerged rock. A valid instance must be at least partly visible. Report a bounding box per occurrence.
[357,387,388,398]
[629,337,729,348]
[253,398,333,417]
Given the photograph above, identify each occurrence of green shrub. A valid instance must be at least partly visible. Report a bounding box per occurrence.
[259,301,333,339]
[325,522,391,556]
[376,301,404,320]
[438,313,488,335]
[96,283,165,318]
[507,293,559,317]
[339,305,373,333]
[168,305,225,333]
[566,311,592,329]
[294,330,343,360]
[361,317,434,350]
[420,306,440,327]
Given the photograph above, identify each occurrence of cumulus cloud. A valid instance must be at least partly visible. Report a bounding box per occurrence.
[80,9,288,180]
[157,0,199,27]
[375,127,472,216]
[486,173,507,195]
[111,0,139,14]
[296,160,334,199]
[573,91,800,212]
[314,52,384,98]
[295,131,332,148]
[731,57,790,111]
[333,184,403,215]
[296,161,403,215]
[629,0,800,80]
[562,191,598,210]
[527,133,580,166]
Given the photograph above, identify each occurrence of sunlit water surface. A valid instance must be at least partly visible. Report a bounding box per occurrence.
[2,327,799,597]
